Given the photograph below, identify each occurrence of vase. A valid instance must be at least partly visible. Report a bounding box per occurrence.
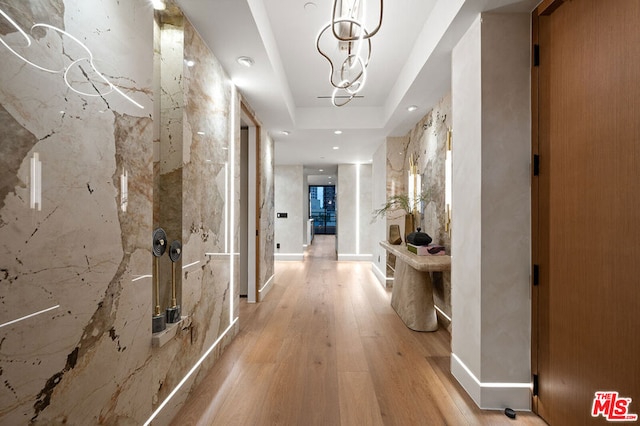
[388,224,402,245]
[404,213,414,242]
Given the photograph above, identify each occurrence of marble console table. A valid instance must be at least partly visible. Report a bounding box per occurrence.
[380,241,451,331]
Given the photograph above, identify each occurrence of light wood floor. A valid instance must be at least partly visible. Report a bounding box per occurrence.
[172,235,546,425]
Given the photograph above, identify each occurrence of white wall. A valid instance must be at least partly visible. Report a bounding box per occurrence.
[337,164,373,261]
[274,165,304,260]
[451,13,532,410]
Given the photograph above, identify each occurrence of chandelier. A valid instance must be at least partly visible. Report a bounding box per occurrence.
[315,0,383,107]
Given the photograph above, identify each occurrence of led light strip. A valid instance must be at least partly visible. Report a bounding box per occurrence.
[434,305,452,323]
[356,163,360,254]
[132,274,152,282]
[0,305,60,329]
[143,317,238,426]
[30,152,42,211]
[182,261,200,270]
[451,353,531,389]
[0,7,144,109]
[229,85,236,323]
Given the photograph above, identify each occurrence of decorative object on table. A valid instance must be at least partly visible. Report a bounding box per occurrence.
[388,224,402,245]
[407,243,446,256]
[406,227,432,246]
[373,153,431,240]
[404,213,415,243]
[152,228,168,333]
[166,240,182,324]
[372,191,430,240]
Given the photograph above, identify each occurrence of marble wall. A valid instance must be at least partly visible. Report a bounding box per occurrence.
[259,133,275,299]
[151,11,241,424]
[0,1,241,424]
[383,95,453,322]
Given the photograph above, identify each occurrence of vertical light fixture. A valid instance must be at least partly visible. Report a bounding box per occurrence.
[224,162,229,254]
[445,129,452,235]
[30,152,42,211]
[229,84,236,324]
[120,169,128,212]
[408,154,420,214]
[356,163,360,255]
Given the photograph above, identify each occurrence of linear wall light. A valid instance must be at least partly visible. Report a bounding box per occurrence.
[30,152,42,211]
[445,128,452,235]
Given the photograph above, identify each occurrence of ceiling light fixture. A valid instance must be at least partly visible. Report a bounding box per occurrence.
[0,7,144,109]
[304,2,317,10]
[151,0,166,10]
[236,56,254,68]
[408,105,418,112]
[315,0,383,107]
[281,130,290,135]
[333,146,340,150]
[334,130,342,135]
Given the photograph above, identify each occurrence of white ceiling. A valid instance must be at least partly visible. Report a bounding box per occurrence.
[175,0,538,176]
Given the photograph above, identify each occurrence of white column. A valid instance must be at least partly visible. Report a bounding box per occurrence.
[451,12,532,410]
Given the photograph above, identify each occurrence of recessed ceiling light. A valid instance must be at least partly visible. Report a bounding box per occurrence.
[236,56,254,68]
[407,105,418,112]
[281,130,290,136]
[319,169,324,172]
[304,2,317,10]
[151,0,166,10]
[186,59,195,67]
[333,146,339,150]
[334,130,342,135]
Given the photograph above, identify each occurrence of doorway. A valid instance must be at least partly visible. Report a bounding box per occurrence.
[240,104,261,302]
[309,185,336,235]
[532,1,640,424]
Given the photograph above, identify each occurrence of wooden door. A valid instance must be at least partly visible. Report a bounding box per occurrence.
[533,0,640,424]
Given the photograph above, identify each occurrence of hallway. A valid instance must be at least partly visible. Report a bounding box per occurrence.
[172,236,545,425]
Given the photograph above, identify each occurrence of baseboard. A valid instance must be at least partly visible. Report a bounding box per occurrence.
[371,262,393,288]
[337,253,373,262]
[258,274,275,300]
[274,253,304,261]
[450,353,532,411]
